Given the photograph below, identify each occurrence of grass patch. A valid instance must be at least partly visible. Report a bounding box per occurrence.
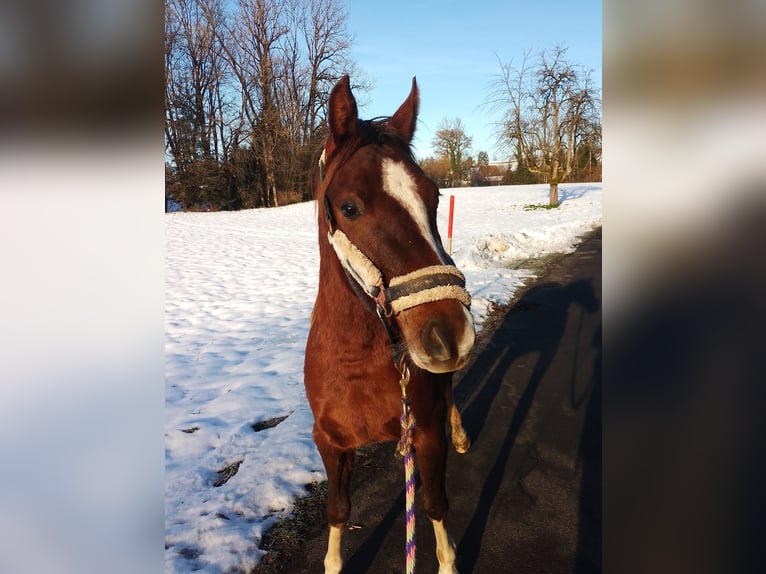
[252,414,290,432]
[252,481,328,573]
[523,203,560,210]
[514,251,567,272]
[213,460,243,487]
[177,547,200,560]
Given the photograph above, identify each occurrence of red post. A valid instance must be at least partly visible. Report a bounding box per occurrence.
[447,195,455,255]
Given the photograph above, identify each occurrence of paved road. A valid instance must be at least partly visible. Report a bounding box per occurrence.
[279,227,602,573]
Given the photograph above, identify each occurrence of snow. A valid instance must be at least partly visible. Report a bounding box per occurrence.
[165,182,601,572]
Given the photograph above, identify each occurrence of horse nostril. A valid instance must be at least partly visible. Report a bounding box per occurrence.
[421,319,456,362]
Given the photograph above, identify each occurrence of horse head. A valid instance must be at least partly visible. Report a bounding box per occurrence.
[317,75,475,373]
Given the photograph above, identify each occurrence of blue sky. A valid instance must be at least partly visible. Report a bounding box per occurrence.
[345,1,602,160]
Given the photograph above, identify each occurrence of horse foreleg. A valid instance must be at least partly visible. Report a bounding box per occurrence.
[324,524,343,574]
[316,438,355,574]
[431,518,458,574]
[446,386,470,454]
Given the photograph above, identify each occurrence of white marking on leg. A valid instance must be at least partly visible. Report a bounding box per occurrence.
[382,158,447,263]
[431,518,458,574]
[323,524,343,574]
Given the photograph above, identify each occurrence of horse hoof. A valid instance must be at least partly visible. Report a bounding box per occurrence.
[452,434,470,454]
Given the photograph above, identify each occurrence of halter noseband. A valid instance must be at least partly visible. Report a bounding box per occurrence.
[319,150,471,319]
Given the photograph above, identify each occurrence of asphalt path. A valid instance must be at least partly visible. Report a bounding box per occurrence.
[278,227,602,573]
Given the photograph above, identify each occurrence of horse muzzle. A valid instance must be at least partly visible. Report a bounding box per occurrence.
[404,301,475,373]
[381,266,475,373]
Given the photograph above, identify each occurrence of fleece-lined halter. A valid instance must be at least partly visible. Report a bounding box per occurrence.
[318,149,471,320]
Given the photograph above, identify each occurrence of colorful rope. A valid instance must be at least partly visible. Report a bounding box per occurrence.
[398,405,416,574]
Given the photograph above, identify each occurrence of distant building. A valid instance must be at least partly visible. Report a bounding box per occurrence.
[488,158,518,171]
[470,158,516,186]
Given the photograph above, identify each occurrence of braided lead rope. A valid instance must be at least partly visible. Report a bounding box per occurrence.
[402,409,416,574]
[396,362,417,574]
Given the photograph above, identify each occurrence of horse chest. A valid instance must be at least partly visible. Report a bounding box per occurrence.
[329,370,403,441]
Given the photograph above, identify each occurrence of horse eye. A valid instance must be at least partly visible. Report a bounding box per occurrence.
[340,200,361,220]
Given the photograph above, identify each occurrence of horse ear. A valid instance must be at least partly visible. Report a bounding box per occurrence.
[390,77,419,143]
[328,75,358,146]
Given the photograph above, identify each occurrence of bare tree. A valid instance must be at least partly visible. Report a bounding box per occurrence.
[166,0,362,210]
[166,0,208,170]
[301,0,345,138]
[284,0,363,200]
[488,45,600,205]
[432,117,473,188]
[238,0,289,207]
[419,155,452,188]
[207,0,355,207]
[165,0,232,208]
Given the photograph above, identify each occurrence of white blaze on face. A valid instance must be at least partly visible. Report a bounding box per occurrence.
[381,158,447,263]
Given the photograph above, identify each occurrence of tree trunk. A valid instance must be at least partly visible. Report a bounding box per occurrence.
[549,182,559,207]
[267,168,278,207]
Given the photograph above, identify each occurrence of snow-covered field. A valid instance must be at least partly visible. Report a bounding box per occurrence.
[165,183,602,573]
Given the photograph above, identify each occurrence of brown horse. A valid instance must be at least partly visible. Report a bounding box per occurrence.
[304,75,475,574]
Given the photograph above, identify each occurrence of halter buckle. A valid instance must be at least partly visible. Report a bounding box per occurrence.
[397,357,411,401]
[374,284,393,317]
